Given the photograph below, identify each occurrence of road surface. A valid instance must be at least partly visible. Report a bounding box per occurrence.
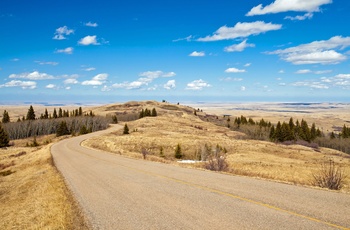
[51,125,350,229]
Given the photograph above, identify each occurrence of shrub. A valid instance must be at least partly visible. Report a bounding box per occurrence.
[123,124,129,134]
[312,160,346,190]
[174,143,182,159]
[204,144,229,172]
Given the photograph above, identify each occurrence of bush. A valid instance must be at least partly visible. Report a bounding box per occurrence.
[204,144,229,172]
[174,144,182,159]
[312,160,346,190]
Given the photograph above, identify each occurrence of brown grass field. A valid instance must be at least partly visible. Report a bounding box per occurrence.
[1,101,349,229]
[0,137,87,229]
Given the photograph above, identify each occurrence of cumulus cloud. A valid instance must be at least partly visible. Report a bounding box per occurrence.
[9,71,55,80]
[78,35,100,45]
[224,39,255,52]
[291,73,350,90]
[55,47,73,54]
[186,79,211,90]
[240,86,246,91]
[164,80,176,90]
[246,0,332,16]
[198,21,282,41]
[85,22,98,27]
[285,12,314,21]
[112,71,176,90]
[225,68,246,73]
[189,51,205,57]
[53,26,74,40]
[268,36,350,65]
[64,78,79,84]
[45,84,56,89]
[0,80,36,89]
[81,73,108,86]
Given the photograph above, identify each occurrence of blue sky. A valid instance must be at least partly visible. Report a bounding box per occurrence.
[1,0,350,104]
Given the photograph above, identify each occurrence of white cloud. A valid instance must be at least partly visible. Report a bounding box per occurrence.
[220,77,243,82]
[55,47,73,54]
[46,84,56,89]
[83,67,96,71]
[65,86,71,90]
[279,70,285,74]
[285,12,313,21]
[81,73,108,86]
[64,78,79,84]
[224,39,255,52]
[0,80,37,89]
[240,86,246,91]
[53,26,74,40]
[225,68,246,73]
[186,79,211,90]
[295,69,312,74]
[164,80,176,90]
[198,21,282,41]
[268,36,350,65]
[244,63,252,67]
[292,81,329,89]
[173,35,193,42]
[35,61,59,66]
[85,22,98,27]
[11,58,19,62]
[101,85,111,92]
[189,51,205,57]
[246,0,332,16]
[315,70,332,74]
[112,71,176,90]
[9,71,55,80]
[78,35,100,45]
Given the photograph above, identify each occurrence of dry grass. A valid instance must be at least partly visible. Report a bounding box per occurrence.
[83,102,350,193]
[0,143,87,229]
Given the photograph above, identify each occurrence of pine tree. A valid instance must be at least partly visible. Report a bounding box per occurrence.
[79,107,83,116]
[123,124,129,134]
[310,123,317,140]
[2,110,10,123]
[26,105,36,120]
[58,108,63,118]
[151,108,157,117]
[56,121,70,137]
[275,121,283,142]
[0,123,10,148]
[53,108,58,119]
[174,143,182,159]
[139,109,144,118]
[44,108,49,119]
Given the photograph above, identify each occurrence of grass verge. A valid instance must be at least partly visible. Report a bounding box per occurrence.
[0,144,88,229]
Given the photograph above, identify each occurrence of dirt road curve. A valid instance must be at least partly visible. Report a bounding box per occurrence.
[51,125,350,230]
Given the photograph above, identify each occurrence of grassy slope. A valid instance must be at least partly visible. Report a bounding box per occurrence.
[0,138,87,229]
[84,102,350,192]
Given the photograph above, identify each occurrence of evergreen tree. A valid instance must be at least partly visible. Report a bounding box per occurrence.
[53,108,58,119]
[123,124,129,134]
[0,123,9,148]
[2,110,10,123]
[151,108,157,117]
[79,107,83,116]
[300,119,311,142]
[174,143,183,159]
[111,115,118,124]
[139,109,144,118]
[275,121,283,142]
[26,105,36,120]
[56,121,70,137]
[281,122,294,141]
[330,132,336,139]
[58,108,63,118]
[79,125,89,135]
[44,108,49,119]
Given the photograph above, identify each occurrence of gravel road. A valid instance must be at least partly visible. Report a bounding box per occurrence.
[51,125,350,230]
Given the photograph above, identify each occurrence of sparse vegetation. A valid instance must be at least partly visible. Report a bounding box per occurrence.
[204,144,229,172]
[312,160,346,190]
[175,143,183,159]
[123,123,129,134]
[0,122,10,148]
